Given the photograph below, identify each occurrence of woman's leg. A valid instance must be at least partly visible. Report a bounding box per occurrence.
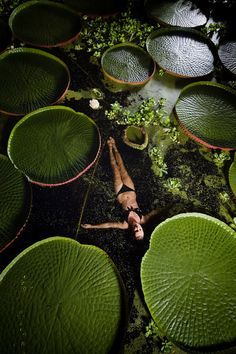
[111,138,135,189]
[107,138,122,194]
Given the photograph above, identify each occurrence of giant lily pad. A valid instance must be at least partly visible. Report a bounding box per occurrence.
[175,81,236,149]
[141,213,236,351]
[63,0,126,16]
[229,156,236,197]
[0,154,31,252]
[0,48,70,115]
[0,18,11,53]
[0,237,126,353]
[146,28,215,78]
[218,40,236,76]
[101,43,155,86]
[9,1,82,48]
[145,0,207,27]
[7,106,101,186]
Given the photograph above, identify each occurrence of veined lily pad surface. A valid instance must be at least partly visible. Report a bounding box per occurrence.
[7,106,101,186]
[0,18,11,53]
[146,28,215,77]
[141,213,236,351]
[0,48,70,115]
[9,0,82,47]
[175,81,236,149]
[63,0,126,16]
[0,154,31,252]
[218,40,236,75]
[145,0,207,27]
[229,157,236,197]
[101,43,155,85]
[0,237,125,353]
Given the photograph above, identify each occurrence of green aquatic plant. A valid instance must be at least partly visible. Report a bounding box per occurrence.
[141,212,236,352]
[202,22,226,37]
[0,237,126,353]
[163,178,182,192]
[106,97,168,127]
[73,11,155,59]
[148,146,168,177]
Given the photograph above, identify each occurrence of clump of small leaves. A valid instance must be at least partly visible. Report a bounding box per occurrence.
[202,22,226,37]
[200,148,231,168]
[75,11,155,59]
[145,320,174,354]
[148,146,168,177]
[105,97,168,127]
[163,178,182,192]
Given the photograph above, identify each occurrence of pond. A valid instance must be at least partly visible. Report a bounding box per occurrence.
[0,0,236,353]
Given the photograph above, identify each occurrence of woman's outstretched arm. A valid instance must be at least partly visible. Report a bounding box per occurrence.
[81,221,128,230]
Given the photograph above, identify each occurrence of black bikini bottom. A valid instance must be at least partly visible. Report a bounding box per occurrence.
[116,184,135,197]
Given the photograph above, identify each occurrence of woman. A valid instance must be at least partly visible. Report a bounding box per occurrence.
[81,137,159,240]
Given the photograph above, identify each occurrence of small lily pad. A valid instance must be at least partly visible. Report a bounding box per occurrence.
[7,106,101,186]
[0,154,31,252]
[0,237,126,353]
[146,28,215,78]
[0,48,70,115]
[123,126,148,150]
[175,81,236,149]
[145,0,207,27]
[9,0,82,47]
[141,212,236,351]
[102,42,155,86]
[218,40,236,75]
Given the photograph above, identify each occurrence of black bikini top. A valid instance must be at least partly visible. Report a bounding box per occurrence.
[124,206,143,222]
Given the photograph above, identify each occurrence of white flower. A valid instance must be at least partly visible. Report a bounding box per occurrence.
[89,99,100,110]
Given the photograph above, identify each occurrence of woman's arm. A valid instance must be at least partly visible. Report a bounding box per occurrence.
[141,209,162,224]
[81,221,128,230]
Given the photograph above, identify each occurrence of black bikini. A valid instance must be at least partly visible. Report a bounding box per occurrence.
[116,184,135,197]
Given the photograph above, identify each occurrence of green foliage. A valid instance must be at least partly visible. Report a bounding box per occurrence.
[106,97,167,127]
[202,22,226,37]
[163,178,182,192]
[148,146,168,177]
[76,11,155,59]
[0,0,23,16]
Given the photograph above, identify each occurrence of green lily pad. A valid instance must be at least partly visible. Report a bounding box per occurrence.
[9,1,82,48]
[141,212,236,351]
[63,0,126,16]
[146,28,215,78]
[218,40,236,75]
[0,18,11,53]
[0,48,70,115]
[101,42,155,85]
[229,157,236,197]
[123,126,148,150]
[7,106,101,186]
[175,81,236,149]
[145,0,207,27]
[0,237,126,353]
[0,154,31,252]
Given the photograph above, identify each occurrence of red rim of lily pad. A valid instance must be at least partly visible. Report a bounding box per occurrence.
[7,106,102,187]
[101,42,156,86]
[175,81,236,150]
[9,0,82,48]
[0,48,70,116]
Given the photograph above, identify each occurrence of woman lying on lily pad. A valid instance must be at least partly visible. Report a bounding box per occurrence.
[82,137,160,241]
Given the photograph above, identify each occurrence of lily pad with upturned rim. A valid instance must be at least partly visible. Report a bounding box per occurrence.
[0,18,11,53]
[218,40,236,76]
[229,157,236,197]
[123,126,148,150]
[0,48,70,115]
[146,28,216,78]
[101,42,156,86]
[63,0,126,16]
[0,154,31,253]
[0,236,126,354]
[175,81,236,149]
[141,212,236,352]
[7,106,101,186]
[145,0,207,28]
[9,1,82,48]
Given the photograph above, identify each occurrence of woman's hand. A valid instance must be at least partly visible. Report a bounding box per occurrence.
[81,224,92,229]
